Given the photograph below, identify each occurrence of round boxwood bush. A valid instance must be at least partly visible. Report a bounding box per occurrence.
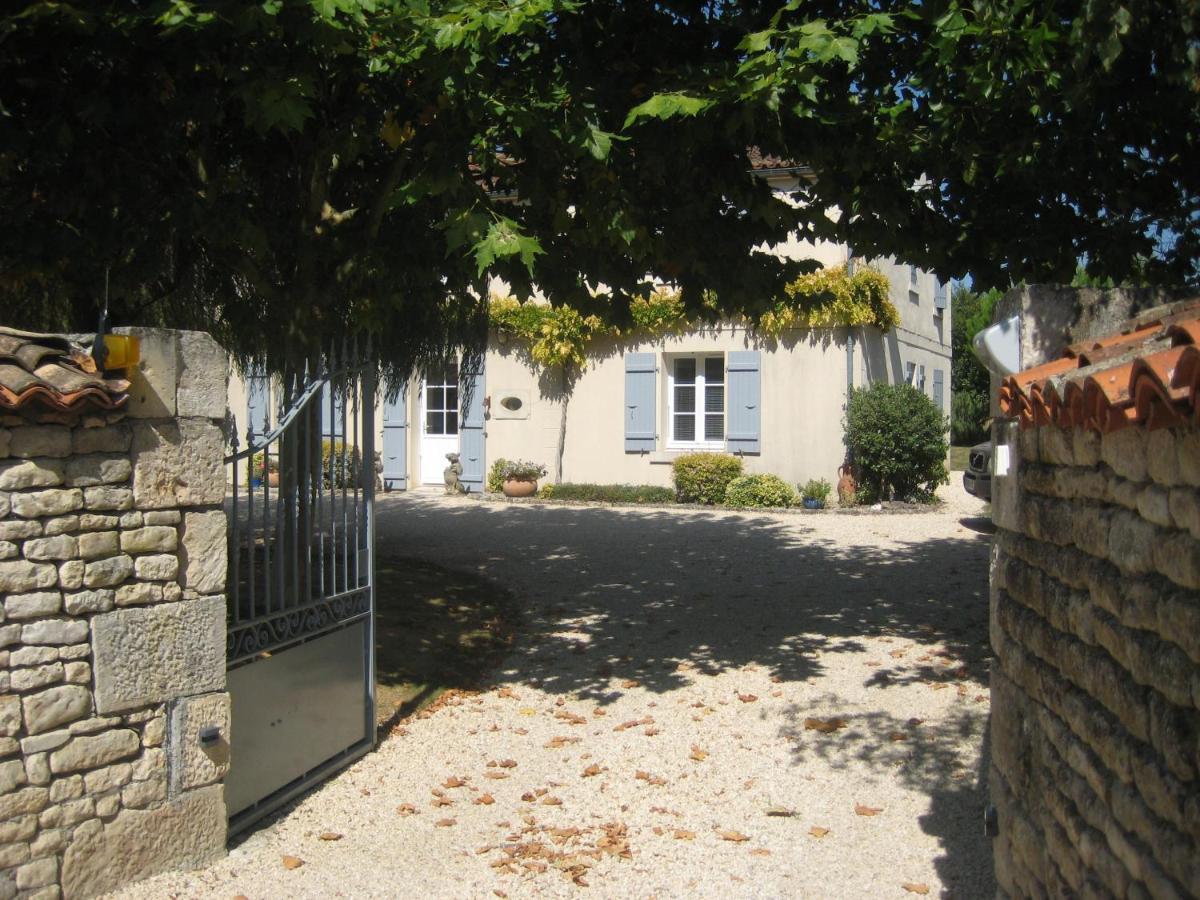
[672,452,743,505]
[844,383,949,503]
[724,473,797,508]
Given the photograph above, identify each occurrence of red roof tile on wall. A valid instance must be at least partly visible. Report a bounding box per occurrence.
[998,299,1200,432]
[0,328,129,415]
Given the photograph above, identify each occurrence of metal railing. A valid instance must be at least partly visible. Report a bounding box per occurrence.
[224,347,376,667]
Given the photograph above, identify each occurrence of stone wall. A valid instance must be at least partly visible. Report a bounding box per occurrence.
[1,330,230,899]
[990,420,1200,897]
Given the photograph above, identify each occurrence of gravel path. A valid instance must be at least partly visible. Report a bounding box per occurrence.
[112,484,994,899]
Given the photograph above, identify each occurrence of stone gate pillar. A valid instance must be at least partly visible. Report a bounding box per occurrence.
[1,328,230,899]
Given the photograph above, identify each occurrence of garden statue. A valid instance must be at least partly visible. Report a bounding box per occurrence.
[443,452,467,494]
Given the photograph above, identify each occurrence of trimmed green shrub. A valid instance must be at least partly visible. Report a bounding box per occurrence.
[537,483,676,504]
[844,383,949,503]
[724,473,796,508]
[321,439,362,489]
[800,478,832,504]
[486,458,509,493]
[672,452,743,505]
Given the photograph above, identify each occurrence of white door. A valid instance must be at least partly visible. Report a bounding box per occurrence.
[420,361,460,484]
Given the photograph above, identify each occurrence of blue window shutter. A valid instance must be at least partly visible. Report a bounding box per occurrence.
[933,369,945,413]
[381,382,408,491]
[246,365,270,439]
[727,351,761,455]
[459,358,486,492]
[624,353,657,452]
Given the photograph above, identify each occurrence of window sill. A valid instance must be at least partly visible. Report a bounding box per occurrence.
[648,447,728,464]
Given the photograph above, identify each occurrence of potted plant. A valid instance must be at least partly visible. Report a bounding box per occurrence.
[500,459,547,497]
[800,478,832,510]
[249,451,280,488]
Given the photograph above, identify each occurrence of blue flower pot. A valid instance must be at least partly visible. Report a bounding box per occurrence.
[803,497,824,510]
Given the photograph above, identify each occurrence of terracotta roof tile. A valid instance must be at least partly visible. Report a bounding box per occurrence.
[998,298,1200,433]
[0,328,129,416]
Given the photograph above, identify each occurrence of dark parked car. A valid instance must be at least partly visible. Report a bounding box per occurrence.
[962,441,992,500]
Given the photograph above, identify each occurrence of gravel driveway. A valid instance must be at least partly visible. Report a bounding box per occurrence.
[113,484,994,899]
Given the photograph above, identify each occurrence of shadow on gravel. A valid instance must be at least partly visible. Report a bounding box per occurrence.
[374,495,994,891]
[375,497,993,701]
[779,704,993,897]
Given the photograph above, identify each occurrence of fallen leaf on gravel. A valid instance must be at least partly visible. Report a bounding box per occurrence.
[770,690,783,698]
[930,683,949,691]
[549,827,582,843]
[907,718,924,727]
[737,693,758,703]
[432,797,454,808]
[888,732,908,742]
[498,759,518,768]
[518,707,537,716]
[318,832,343,841]
[854,804,883,817]
[644,725,661,737]
[554,710,587,726]
[718,830,750,842]
[902,883,930,894]
[597,822,632,858]
[282,856,304,869]
[889,649,906,658]
[474,794,496,806]
[435,818,456,827]
[808,826,830,838]
[865,660,882,667]
[545,736,580,749]
[769,675,782,684]
[614,717,654,732]
[593,708,607,717]
[233,895,249,900]
[674,829,695,840]
[397,803,417,816]
[622,679,639,688]
[581,764,603,777]
[541,796,563,806]
[635,770,667,785]
[497,687,519,699]
[750,849,772,856]
[765,807,796,817]
[652,826,664,836]
[443,776,467,788]
[493,891,508,898]
[689,745,708,761]
[484,772,510,780]
[804,717,847,733]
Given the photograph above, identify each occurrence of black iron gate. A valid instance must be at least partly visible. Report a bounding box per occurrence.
[223,351,376,834]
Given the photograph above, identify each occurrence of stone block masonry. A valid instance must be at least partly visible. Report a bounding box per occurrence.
[1,329,230,900]
[990,420,1200,898]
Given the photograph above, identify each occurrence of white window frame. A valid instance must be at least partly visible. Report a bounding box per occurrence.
[905,362,917,386]
[666,353,726,450]
[918,364,927,392]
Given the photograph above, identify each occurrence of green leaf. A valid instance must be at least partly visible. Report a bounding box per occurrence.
[622,93,712,129]
[584,123,614,160]
[473,218,544,277]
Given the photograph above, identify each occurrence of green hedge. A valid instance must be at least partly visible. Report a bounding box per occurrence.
[724,473,796,508]
[844,383,948,503]
[672,452,743,505]
[538,483,676,503]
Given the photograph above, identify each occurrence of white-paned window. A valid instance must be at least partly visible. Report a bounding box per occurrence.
[668,355,725,448]
[918,364,927,392]
[905,362,916,386]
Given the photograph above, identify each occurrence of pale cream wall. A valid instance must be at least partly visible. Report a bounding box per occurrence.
[480,325,853,490]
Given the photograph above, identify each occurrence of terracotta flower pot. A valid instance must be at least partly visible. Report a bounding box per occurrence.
[502,477,538,498]
[268,471,280,488]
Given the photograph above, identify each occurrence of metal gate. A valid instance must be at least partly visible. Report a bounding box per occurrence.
[223,351,376,834]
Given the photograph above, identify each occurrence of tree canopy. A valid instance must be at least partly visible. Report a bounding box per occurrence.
[1,0,1195,374]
